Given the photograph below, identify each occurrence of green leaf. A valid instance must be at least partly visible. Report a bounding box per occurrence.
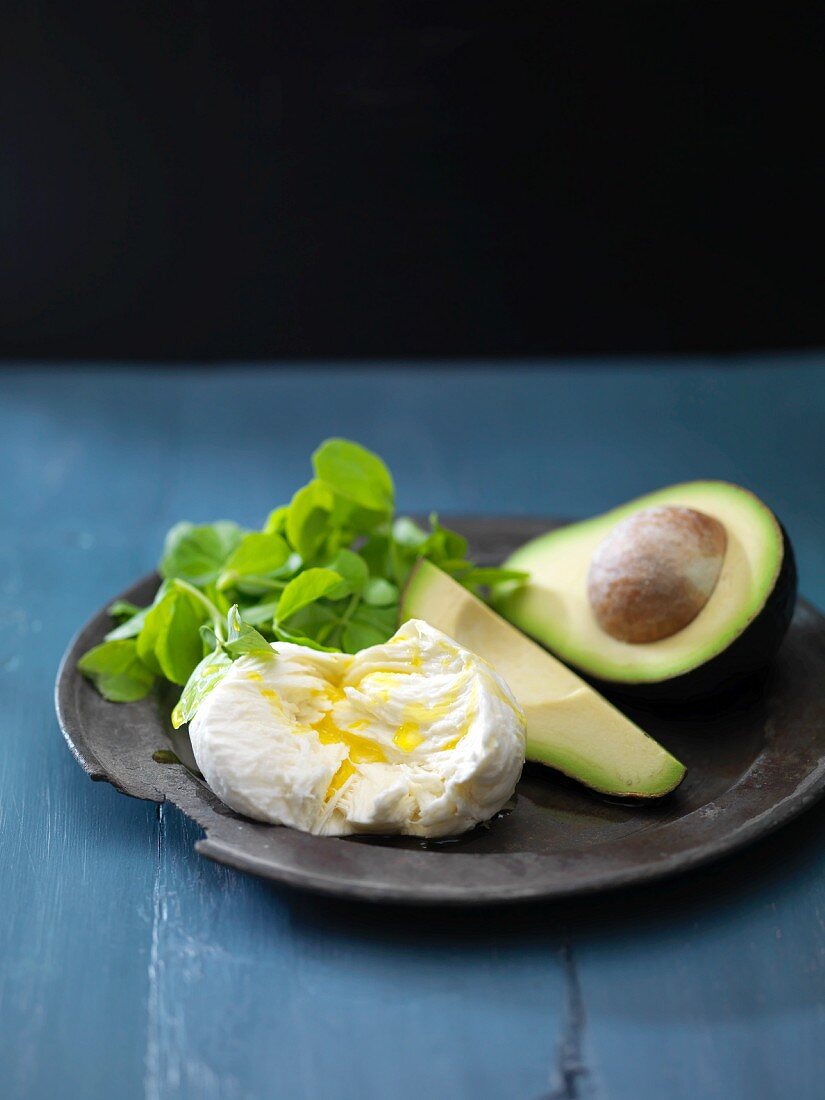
[389,515,472,587]
[108,599,142,621]
[425,514,469,562]
[312,438,394,515]
[105,603,151,641]
[342,618,388,653]
[339,602,397,652]
[137,584,211,686]
[392,516,429,549]
[349,602,397,634]
[222,605,275,659]
[217,532,291,593]
[284,599,339,634]
[159,521,246,585]
[362,576,398,606]
[202,581,232,618]
[78,640,155,702]
[170,605,275,727]
[359,534,391,577]
[285,480,335,560]
[275,568,344,623]
[271,624,341,652]
[172,649,232,728]
[263,505,289,536]
[238,599,281,627]
[325,548,368,597]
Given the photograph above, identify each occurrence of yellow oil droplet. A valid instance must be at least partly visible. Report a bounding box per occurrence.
[325,681,346,704]
[393,722,423,752]
[314,690,387,803]
[246,671,263,682]
[357,670,401,701]
[325,758,356,800]
[400,692,459,725]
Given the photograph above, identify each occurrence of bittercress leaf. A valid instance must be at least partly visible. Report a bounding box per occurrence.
[285,480,335,561]
[223,605,275,658]
[105,603,151,641]
[362,576,398,606]
[217,531,291,593]
[159,521,246,584]
[325,548,368,597]
[137,583,213,685]
[171,650,232,728]
[107,599,142,621]
[78,436,532,710]
[276,568,345,624]
[263,505,289,536]
[271,624,341,652]
[78,639,155,702]
[342,619,387,653]
[312,438,394,515]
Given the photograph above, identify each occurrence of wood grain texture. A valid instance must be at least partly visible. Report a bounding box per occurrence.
[2,358,825,1099]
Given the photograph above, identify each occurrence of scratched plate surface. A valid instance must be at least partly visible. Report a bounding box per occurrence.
[56,518,825,905]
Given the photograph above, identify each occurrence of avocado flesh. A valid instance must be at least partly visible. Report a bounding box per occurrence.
[496,481,787,688]
[401,561,686,798]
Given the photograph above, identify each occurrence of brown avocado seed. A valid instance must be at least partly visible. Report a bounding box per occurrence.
[587,506,727,644]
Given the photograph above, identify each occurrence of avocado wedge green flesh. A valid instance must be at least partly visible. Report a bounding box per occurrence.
[495,481,796,699]
[400,561,686,798]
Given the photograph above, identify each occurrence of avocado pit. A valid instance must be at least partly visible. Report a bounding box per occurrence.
[587,506,728,644]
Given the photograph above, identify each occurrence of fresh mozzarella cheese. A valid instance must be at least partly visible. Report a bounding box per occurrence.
[189,618,526,838]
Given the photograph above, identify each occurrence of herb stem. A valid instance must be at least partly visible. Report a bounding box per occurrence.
[316,591,361,645]
[172,579,225,635]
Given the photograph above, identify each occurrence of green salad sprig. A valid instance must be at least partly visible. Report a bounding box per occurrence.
[78,438,527,721]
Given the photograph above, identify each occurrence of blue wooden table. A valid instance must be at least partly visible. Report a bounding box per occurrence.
[2,358,825,1099]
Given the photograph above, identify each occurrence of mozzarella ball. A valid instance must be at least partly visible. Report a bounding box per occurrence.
[189,618,525,838]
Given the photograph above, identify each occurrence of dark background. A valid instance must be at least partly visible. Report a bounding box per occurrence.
[2,2,823,361]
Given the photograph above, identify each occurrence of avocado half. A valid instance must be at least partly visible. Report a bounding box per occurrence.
[496,481,797,700]
[401,561,685,799]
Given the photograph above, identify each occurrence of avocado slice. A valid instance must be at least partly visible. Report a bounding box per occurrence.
[400,560,686,798]
[496,481,797,700]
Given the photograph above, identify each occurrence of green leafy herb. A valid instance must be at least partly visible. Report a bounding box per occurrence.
[78,639,155,702]
[276,568,345,624]
[108,599,142,621]
[325,548,368,596]
[263,505,289,536]
[223,605,276,658]
[271,624,341,652]
[285,480,335,560]
[236,598,281,627]
[171,650,232,728]
[80,437,529,720]
[312,438,394,515]
[160,521,246,585]
[105,603,152,641]
[171,606,274,727]
[217,531,291,594]
[136,581,217,685]
[362,577,398,606]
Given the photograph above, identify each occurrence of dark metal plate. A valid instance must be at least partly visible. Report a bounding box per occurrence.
[55,518,825,905]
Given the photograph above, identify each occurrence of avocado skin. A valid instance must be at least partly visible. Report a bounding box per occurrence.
[596,526,797,703]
